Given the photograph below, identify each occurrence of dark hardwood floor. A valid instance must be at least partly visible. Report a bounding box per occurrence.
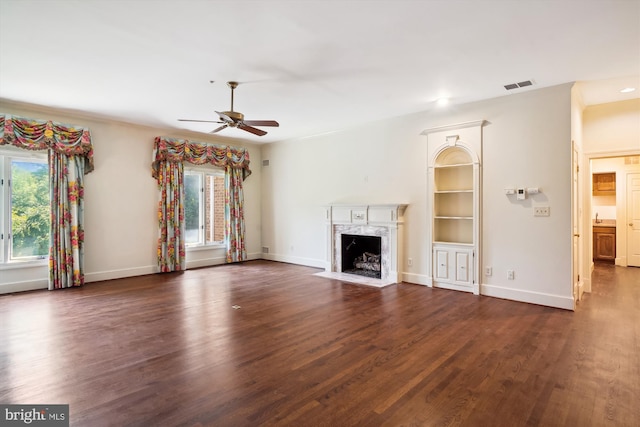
[1,261,638,426]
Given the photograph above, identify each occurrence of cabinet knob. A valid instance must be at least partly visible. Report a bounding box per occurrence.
[630,223,634,227]
[574,233,580,237]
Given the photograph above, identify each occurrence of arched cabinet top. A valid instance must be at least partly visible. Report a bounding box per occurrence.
[434,145,475,167]
[422,120,486,167]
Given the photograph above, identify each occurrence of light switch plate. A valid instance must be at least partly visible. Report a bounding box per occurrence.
[534,206,550,216]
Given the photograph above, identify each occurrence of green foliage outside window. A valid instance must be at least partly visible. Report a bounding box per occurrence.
[184,173,200,244]
[11,161,49,258]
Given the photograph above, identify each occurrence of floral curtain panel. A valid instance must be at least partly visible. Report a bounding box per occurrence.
[152,137,251,269]
[49,152,86,288]
[0,114,93,290]
[225,167,247,262]
[156,161,186,272]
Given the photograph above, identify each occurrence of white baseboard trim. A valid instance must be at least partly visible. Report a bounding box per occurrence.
[0,279,48,294]
[85,265,157,283]
[186,252,261,269]
[401,272,431,286]
[480,283,574,310]
[186,257,226,270]
[261,253,326,269]
[615,256,627,267]
[434,281,474,293]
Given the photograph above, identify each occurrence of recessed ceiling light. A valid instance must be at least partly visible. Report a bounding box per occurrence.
[620,87,636,93]
[436,97,450,106]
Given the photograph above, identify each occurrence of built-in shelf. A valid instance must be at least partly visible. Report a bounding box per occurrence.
[434,241,474,247]
[425,120,485,295]
[433,162,474,168]
[435,216,473,219]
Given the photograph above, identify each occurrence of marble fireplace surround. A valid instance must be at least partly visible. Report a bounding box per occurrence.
[315,204,407,288]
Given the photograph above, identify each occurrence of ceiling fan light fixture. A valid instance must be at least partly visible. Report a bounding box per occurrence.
[179,81,279,136]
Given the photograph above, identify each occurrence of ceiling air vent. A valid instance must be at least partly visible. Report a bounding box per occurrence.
[504,80,535,90]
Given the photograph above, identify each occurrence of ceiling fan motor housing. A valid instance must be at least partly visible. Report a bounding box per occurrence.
[222,111,244,122]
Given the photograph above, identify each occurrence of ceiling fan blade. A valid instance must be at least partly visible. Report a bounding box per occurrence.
[242,120,279,127]
[215,111,233,122]
[210,124,228,134]
[178,119,224,123]
[238,123,267,136]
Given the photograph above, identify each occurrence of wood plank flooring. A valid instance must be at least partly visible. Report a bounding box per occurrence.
[1,261,638,426]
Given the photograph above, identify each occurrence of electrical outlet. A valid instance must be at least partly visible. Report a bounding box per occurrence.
[534,206,550,217]
[408,257,413,266]
[507,270,515,280]
[485,266,492,276]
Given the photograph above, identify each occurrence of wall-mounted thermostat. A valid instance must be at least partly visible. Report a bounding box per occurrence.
[517,188,526,200]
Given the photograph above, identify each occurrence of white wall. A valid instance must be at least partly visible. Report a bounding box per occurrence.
[0,100,262,293]
[262,83,575,309]
[583,99,640,154]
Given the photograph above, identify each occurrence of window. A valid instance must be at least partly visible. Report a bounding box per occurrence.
[184,168,225,247]
[1,150,50,263]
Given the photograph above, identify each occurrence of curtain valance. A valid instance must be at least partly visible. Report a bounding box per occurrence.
[0,114,94,173]
[152,136,251,181]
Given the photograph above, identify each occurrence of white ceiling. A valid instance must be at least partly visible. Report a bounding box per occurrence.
[1,0,639,144]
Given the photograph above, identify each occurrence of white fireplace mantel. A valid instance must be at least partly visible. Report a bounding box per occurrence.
[320,204,407,287]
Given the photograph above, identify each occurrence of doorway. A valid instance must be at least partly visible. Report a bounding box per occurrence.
[628,173,640,267]
[587,154,640,272]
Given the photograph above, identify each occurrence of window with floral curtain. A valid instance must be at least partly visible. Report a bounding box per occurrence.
[0,114,94,289]
[152,137,251,272]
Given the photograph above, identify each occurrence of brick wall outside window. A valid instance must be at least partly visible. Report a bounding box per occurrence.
[213,176,225,242]
[204,175,226,243]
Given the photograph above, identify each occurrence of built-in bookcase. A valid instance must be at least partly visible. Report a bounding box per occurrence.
[433,159,474,245]
[423,121,485,294]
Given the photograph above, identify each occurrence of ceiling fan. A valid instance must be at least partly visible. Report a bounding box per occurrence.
[179,81,279,136]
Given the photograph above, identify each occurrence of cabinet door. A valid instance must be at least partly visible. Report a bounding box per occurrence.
[434,249,449,280]
[593,173,615,193]
[454,250,471,284]
[594,230,615,261]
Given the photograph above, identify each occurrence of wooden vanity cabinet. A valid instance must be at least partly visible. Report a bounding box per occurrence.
[593,226,616,262]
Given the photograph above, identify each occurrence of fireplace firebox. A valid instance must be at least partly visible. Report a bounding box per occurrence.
[341,234,382,279]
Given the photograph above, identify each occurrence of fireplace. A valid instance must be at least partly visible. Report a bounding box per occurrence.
[341,234,382,279]
[317,204,407,287]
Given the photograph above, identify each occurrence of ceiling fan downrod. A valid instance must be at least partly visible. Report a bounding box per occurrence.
[223,81,244,123]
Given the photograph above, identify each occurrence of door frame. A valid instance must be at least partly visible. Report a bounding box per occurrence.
[583,149,640,292]
[572,142,582,302]
[627,172,640,267]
